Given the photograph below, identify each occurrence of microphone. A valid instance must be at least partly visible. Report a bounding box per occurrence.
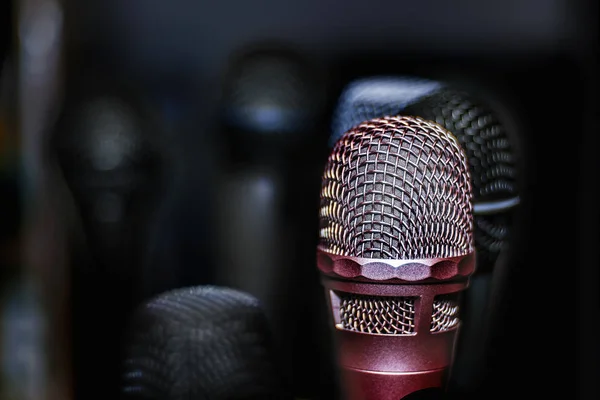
[215,46,330,398]
[52,80,167,398]
[54,90,164,262]
[216,46,320,332]
[330,76,520,391]
[121,285,291,400]
[221,48,320,144]
[317,116,475,399]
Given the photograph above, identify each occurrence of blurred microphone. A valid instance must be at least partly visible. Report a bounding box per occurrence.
[318,116,475,399]
[52,80,167,398]
[330,76,520,391]
[121,285,291,399]
[222,48,320,146]
[215,46,329,397]
[54,88,164,268]
[216,46,318,327]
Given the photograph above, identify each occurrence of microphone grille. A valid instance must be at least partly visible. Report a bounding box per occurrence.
[55,96,156,176]
[319,116,474,260]
[223,52,318,134]
[338,293,460,335]
[122,286,288,399]
[404,89,517,202]
[340,294,416,334]
[404,89,517,267]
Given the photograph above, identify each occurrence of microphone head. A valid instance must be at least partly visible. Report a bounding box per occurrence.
[316,117,476,399]
[222,49,320,137]
[330,76,518,268]
[54,92,163,226]
[55,93,159,178]
[403,89,517,205]
[319,115,474,260]
[121,286,290,400]
[402,88,517,268]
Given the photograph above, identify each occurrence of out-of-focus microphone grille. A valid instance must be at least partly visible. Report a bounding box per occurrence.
[122,286,287,400]
[404,90,517,266]
[223,53,317,134]
[403,89,517,203]
[56,97,155,176]
[340,294,416,334]
[319,116,474,260]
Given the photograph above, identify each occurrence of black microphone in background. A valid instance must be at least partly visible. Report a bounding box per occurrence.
[215,45,332,398]
[330,76,520,394]
[121,285,292,400]
[52,76,169,399]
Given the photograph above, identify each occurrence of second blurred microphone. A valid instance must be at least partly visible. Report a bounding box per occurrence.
[214,45,334,398]
[52,73,171,399]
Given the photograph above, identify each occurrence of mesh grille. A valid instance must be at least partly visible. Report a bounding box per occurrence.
[122,286,287,399]
[430,295,460,333]
[475,212,511,269]
[340,294,416,334]
[319,115,474,259]
[404,89,517,203]
[404,90,517,266]
[338,293,461,335]
[55,97,160,177]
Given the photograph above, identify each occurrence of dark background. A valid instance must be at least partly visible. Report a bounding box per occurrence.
[1,0,598,399]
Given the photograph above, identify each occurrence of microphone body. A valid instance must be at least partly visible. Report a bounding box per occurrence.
[318,116,475,399]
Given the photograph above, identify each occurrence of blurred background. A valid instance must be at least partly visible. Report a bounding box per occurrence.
[0,0,597,399]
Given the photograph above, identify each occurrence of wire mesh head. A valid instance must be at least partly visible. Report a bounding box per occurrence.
[121,286,289,400]
[52,93,165,240]
[222,51,319,135]
[329,77,518,266]
[403,89,517,203]
[54,96,160,178]
[403,89,517,267]
[319,116,474,260]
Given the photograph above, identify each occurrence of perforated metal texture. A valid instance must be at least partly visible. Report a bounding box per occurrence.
[338,293,460,335]
[474,212,512,267]
[340,294,416,334]
[403,89,516,266]
[122,286,289,400]
[430,294,460,333]
[403,89,516,203]
[319,116,474,260]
